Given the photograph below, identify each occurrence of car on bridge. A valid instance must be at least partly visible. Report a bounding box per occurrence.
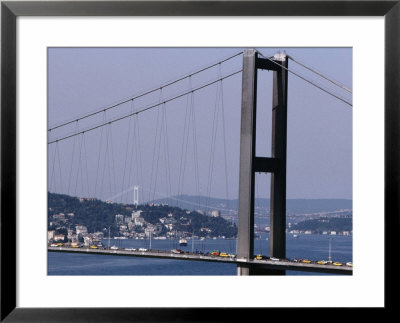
[171,249,184,254]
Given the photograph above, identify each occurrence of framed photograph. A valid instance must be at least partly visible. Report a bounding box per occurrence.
[1,0,398,321]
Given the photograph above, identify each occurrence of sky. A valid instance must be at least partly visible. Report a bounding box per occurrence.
[47,47,352,204]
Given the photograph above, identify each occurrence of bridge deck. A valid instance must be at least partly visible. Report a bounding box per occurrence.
[48,246,352,275]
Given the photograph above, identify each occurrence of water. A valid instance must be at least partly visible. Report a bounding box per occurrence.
[48,234,352,275]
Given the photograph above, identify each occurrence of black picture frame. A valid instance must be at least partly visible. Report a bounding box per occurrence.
[1,0,398,321]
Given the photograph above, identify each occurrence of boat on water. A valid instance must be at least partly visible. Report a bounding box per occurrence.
[179,237,187,246]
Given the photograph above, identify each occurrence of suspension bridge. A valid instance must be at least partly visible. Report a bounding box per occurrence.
[48,48,352,275]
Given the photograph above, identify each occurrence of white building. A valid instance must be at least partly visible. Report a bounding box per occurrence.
[134,217,145,226]
[145,224,157,238]
[83,236,92,246]
[93,232,104,240]
[47,230,55,241]
[164,223,174,231]
[67,229,74,240]
[54,234,65,241]
[115,214,124,224]
[75,225,88,235]
[132,210,143,220]
[211,210,220,217]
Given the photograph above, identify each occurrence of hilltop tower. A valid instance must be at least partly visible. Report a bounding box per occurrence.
[133,185,139,207]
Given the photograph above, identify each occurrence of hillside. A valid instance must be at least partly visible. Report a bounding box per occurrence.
[48,192,237,238]
[151,195,352,214]
[290,216,352,234]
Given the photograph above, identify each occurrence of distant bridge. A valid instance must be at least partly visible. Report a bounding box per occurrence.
[48,246,352,275]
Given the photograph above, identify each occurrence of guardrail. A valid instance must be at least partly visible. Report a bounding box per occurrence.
[48,246,352,275]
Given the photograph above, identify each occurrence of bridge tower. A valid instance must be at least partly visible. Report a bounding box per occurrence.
[133,185,139,207]
[237,49,288,275]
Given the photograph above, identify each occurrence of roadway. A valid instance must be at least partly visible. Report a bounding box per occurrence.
[48,246,352,275]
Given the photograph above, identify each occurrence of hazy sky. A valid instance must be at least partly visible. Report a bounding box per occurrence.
[48,47,352,204]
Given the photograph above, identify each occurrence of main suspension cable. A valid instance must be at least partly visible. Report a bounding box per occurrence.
[257,51,352,107]
[48,69,243,144]
[287,54,352,94]
[48,51,243,132]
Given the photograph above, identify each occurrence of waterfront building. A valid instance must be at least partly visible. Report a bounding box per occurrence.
[164,223,174,231]
[54,234,65,241]
[83,236,92,246]
[75,225,88,235]
[132,210,143,219]
[211,210,221,217]
[115,214,124,225]
[134,217,145,226]
[47,230,55,241]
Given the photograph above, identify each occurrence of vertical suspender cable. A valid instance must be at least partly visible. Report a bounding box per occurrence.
[121,99,135,204]
[49,142,57,193]
[177,83,191,207]
[108,123,118,198]
[74,133,84,197]
[94,111,106,198]
[206,80,221,210]
[82,132,90,198]
[162,101,172,206]
[149,88,163,202]
[67,121,79,195]
[56,141,63,194]
[190,89,200,210]
[134,114,144,206]
[99,123,110,200]
[219,63,230,212]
